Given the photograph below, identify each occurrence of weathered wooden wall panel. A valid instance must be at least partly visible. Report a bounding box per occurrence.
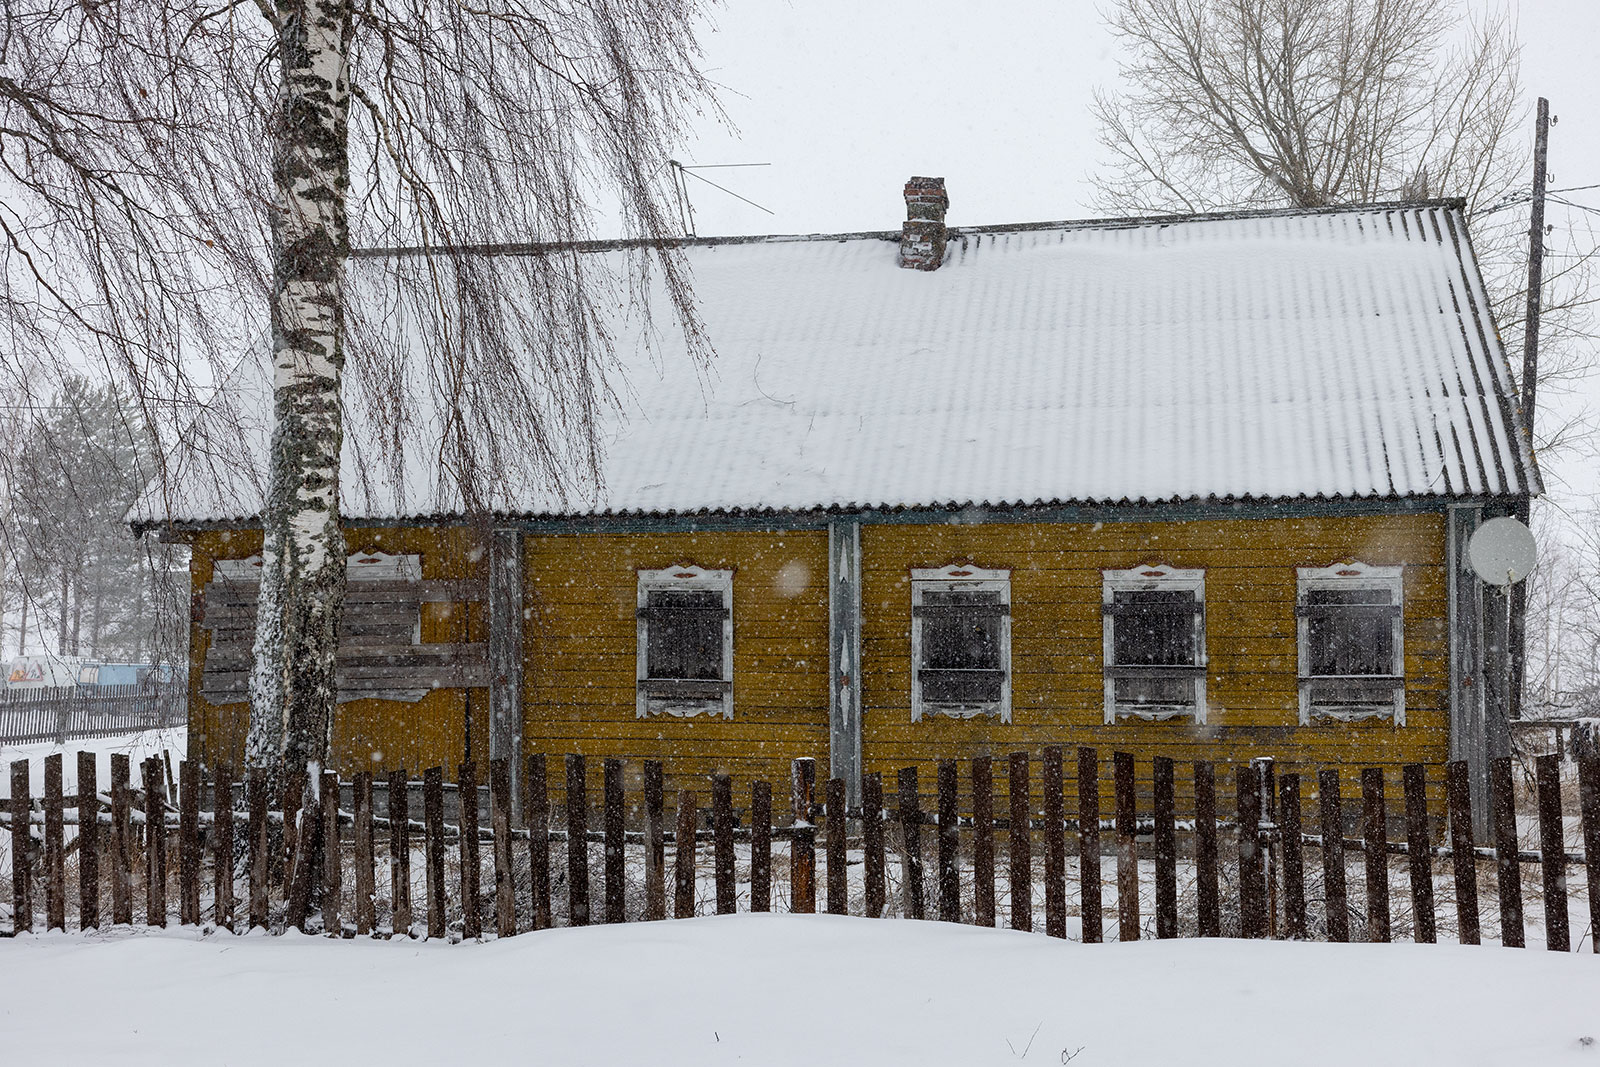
[187,527,488,777]
[859,513,1449,814]
[523,530,830,805]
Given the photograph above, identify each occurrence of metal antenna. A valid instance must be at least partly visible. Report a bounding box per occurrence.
[667,161,773,235]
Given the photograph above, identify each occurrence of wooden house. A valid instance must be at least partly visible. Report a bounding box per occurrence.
[136,181,1538,820]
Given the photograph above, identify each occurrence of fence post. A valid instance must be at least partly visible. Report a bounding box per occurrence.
[971,756,995,929]
[936,761,960,924]
[1579,754,1600,954]
[1008,752,1031,933]
[1279,773,1306,940]
[1042,747,1065,938]
[1236,765,1264,939]
[1252,756,1277,937]
[674,788,696,919]
[281,770,303,908]
[1194,761,1218,938]
[490,759,514,938]
[1489,756,1524,948]
[77,751,99,931]
[44,753,65,931]
[525,754,550,931]
[898,766,924,920]
[827,776,849,916]
[457,762,481,938]
[751,779,773,914]
[1445,760,1480,945]
[111,754,132,926]
[388,768,412,936]
[643,760,666,921]
[353,770,375,936]
[1535,753,1569,952]
[1152,755,1176,940]
[713,772,735,916]
[605,758,627,924]
[1361,768,1390,943]
[1317,770,1348,942]
[565,754,589,927]
[1113,751,1137,942]
[862,772,885,918]
[10,760,30,934]
[423,766,446,939]
[214,763,235,933]
[1077,747,1102,944]
[248,770,269,930]
[1402,764,1436,945]
[179,760,200,926]
[791,758,817,915]
[142,757,167,928]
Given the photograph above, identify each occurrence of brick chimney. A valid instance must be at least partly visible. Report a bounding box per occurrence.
[899,176,949,270]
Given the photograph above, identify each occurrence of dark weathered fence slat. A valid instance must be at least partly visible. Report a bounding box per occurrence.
[424,766,446,939]
[11,759,31,934]
[862,772,885,919]
[791,758,817,915]
[458,762,481,939]
[388,767,412,935]
[179,760,201,926]
[674,789,696,919]
[1580,754,1600,955]
[1009,752,1032,933]
[322,769,342,935]
[937,761,960,924]
[971,756,995,929]
[45,753,65,931]
[565,755,589,928]
[750,779,772,914]
[1078,747,1102,943]
[1402,764,1435,945]
[1445,760,1480,945]
[827,776,849,917]
[713,772,736,916]
[1280,773,1306,940]
[77,751,99,931]
[1194,761,1218,938]
[353,770,374,936]
[898,766,925,921]
[214,763,235,932]
[643,761,666,921]
[1237,765,1264,939]
[111,754,133,927]
[605,759,627,924]
[143,757,167,928]
[1114,751,1138,942]
[525,755,549,931]
[1152,755,1176,940]
[1042,747,1066,939]
[248,770,269,930]
[490,760,514,937]
[1318,769,1348,943]
[1535,753,1569,952]
[1489,756,1524,948]
[1361,767,1390,943]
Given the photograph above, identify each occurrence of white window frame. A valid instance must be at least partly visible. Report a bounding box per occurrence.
[1102,564,1207,723]
[1296,562,1405,725]
[636,564,734,719]
[910,564,1012,722]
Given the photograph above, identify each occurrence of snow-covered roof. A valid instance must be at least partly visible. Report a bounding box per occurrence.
[134,200,1538,526]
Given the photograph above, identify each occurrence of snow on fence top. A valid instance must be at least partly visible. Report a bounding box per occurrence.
[132,200,1538,526]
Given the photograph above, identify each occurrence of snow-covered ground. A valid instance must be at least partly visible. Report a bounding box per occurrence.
[0,915,1596,1065]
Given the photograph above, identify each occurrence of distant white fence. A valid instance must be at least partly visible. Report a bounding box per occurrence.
[0,684,185,746]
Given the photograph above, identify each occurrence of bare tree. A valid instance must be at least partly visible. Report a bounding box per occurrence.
[1090,0,1594,456]
[0,0,720,809]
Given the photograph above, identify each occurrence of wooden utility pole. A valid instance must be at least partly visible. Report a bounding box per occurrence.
[1510,96,1550,722]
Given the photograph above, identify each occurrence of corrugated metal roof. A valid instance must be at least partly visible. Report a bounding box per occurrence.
[134,201,1539,525]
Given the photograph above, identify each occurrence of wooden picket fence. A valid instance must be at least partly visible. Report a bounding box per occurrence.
[0,684,186,746]
[5,747,1599,950]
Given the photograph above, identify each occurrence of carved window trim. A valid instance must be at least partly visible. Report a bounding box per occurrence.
[636,564,734,720]
[1102,564,1207,724]
[910,563,1012,723]
[1296,561,1405,725]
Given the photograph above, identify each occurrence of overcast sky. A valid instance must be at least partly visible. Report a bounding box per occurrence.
[674,1,1600,507]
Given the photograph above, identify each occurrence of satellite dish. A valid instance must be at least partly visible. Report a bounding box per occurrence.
[1468,517,1537,586]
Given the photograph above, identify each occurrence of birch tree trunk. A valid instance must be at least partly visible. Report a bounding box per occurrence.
[247,0,353,809]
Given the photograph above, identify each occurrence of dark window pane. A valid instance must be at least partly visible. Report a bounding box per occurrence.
[1114,676,1191,706]
[920,590,1002,672]
[1306,587,1392,676]
[646,589,724,680]
[1112,589,1196,666]
[921,669,1004,704]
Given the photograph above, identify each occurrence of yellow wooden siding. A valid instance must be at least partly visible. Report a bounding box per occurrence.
[859,514,1449,813]
[523,530,829,806]
[187,526,486,778]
